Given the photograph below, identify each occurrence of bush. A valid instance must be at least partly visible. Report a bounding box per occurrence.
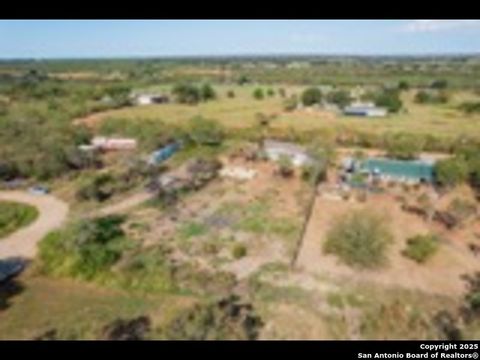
[158,295,263,340]
[403,234,440,263]
[435,157,469,187]
[232,243,247,259]
[200,83,216,101]
[266,88,275,97]
[301,87,322,106]
[323,209,393,269]
[431,79,448,89]
[385,133,424,160]
[252,88,264,100]
[187,116,224,146]
[172,83,201,104]
[39,215,131,280]
[374,89,402,113]
[226,90,235,98]
[458,101,480,114]
[326,89,351,108]
[414,90,449,104]
[76,173,120,202]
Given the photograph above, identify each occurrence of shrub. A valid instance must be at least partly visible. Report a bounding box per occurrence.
[187,116,224,146]
[76,173,117,202]
[458,101,480,114]
[226,90,235,98]
[430,79,448,89]
[199,83,216,101]
[385,133,424,160]
[414,90,449,104]
[323,209,393,269]
[39,215,131,280]
[232,243,247,259]
[301,87,322,106]
[403,234,440,263]
[326,89,351,108]
[266,88,275,97]
[374,89,402,113]
[158,295,263,340]
[172,83,201,104]
[435,157,469,187]
[252,88,264,100]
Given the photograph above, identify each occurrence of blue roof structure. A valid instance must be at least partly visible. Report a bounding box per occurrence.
[360,158,434,182]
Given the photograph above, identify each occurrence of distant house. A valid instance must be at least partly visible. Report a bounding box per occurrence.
[263,140,313,167]
[343,102,387,117]
[90,137,137,151]
[133,93,170,106]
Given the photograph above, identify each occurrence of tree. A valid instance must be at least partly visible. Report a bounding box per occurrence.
[435,157,469,187]
[385,133,424,160]
[431,79,448,90]
[187,116,224,146]
[398,80,410,91]
[301,87,322,106]
[253,88,264,100]
[374,89,402,113]
[172,83,201,104]
[324,209,393,269]
[200,83,216,101]
[237,75,249,85]
[326,89,351,108]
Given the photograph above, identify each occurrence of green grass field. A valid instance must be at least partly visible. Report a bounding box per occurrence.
[0,273,194,339]
[0,201,39,239]
[86,86,480,145]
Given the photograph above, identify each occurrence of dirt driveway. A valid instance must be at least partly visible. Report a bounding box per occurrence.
[0,191,69,260]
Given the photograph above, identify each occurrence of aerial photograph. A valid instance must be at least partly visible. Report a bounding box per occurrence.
[0,19,480,342]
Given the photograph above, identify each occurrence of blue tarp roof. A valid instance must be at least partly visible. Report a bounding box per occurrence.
[360,158,434,182]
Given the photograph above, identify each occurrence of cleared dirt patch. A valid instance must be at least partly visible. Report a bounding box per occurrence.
[297,192,480,296]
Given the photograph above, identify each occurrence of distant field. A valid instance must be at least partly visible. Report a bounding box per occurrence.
[77,86,480,145]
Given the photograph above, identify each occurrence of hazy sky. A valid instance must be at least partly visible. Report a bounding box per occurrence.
[1,20,480,58]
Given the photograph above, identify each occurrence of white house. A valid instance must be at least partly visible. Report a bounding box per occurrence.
[343,102,387,117]
[132,93,170,106]
[263,140,313,167]
[90,137,137,151]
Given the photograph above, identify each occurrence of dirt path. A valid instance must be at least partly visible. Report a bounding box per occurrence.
[0,191,69,260]
[98,191,153,216]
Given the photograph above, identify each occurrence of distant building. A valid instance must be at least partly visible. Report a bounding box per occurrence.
[132,93,170,106]
[263,140,313,167]
[343,102,387,117]
[90,137,137,151]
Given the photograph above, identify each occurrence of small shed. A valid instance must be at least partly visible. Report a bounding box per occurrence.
[263,140,313,167]
[343,102,387,117]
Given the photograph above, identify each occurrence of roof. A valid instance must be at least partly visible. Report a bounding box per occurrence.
[344,106,387,113]
[360,158,434,181]
[264,140,307,155]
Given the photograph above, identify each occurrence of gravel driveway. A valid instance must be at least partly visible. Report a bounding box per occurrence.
[0,191,69,260]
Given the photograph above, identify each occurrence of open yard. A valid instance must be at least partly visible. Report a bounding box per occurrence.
[75,87,480,143]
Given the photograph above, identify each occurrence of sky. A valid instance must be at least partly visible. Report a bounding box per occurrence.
[1,20,480,59]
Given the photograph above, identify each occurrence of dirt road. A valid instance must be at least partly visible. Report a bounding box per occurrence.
[0,191,69,260]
